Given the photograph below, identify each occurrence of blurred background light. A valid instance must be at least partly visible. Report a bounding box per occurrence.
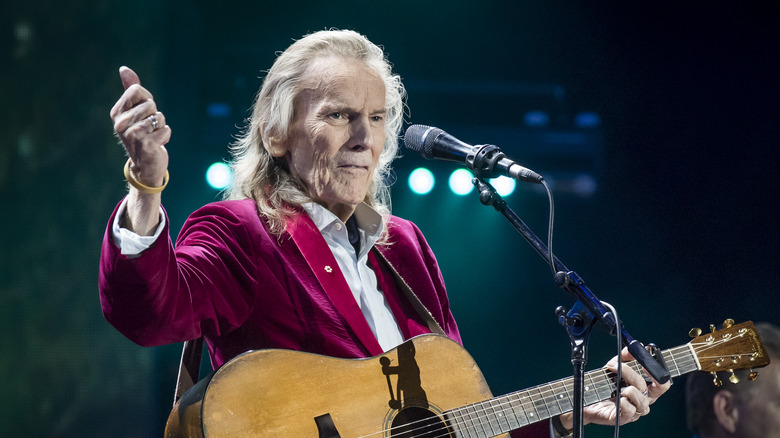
[206,102,232,119]
[574,111,601,128]
[408,167,435,195]
[206,162,232,190]
[448,168,475,196]
[490,175,516,197]
[523,110,550,127]
[572,173,597,196]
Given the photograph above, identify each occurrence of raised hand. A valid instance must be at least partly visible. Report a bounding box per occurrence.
[109,66,172,235]
[110,66,171,187]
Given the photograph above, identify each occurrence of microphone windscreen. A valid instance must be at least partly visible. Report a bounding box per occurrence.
[404,124,441,157]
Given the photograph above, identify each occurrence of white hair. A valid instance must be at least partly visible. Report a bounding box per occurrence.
[226,29,406,236]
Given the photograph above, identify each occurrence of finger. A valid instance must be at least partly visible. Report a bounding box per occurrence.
[606,347,634,367]
[620,386,650,412]
[122,117,171,155]
[612,347,672,403]
[110,87,154,122]
[620,362,649,395]
[150,111,167,132]
[616,392,649,425]
[144,113,171,147]
[144,121,172,149]
[158,124,172,146]
[110,67,153,120]
[113,99,158,135]
[646,378,672,402]
[605,359,650,398]
[111,84,154,118]
[141,112,167,134]
[119,66,141,90]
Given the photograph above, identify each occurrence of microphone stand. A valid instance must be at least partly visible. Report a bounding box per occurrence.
[471,177,670,438]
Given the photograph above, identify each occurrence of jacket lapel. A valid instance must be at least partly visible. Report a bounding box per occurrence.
[285,212,384,356]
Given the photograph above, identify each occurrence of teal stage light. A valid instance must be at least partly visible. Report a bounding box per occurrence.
[206,162,232,190]
[490,176,516,196]
[408,167,435,195]
[448,169,474,196]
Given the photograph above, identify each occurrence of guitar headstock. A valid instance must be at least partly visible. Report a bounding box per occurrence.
[688,319,770,386]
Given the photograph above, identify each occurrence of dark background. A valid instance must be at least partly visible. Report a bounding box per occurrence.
[2,1,778,436]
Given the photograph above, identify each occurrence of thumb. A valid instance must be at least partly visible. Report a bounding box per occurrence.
[119,66,141,90]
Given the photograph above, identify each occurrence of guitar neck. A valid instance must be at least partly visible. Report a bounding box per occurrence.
[443,344,697,437]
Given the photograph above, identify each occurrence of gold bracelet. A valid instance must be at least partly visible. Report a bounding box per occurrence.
[123,158,169,194]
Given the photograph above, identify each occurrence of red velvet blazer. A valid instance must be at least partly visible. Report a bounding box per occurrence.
[98,199,550,437]
[99,199,463,367]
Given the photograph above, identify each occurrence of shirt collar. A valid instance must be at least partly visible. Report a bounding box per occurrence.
[301,202,384,248]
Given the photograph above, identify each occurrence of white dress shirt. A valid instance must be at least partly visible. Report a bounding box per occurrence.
[300,202,404,351]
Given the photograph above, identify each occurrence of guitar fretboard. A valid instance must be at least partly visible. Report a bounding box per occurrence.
[443,345,697,438]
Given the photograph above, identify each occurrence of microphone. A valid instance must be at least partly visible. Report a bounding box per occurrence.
[404,124,544,184]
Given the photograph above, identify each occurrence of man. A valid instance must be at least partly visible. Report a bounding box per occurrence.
[686,322,779,437]
[101,29,668,437]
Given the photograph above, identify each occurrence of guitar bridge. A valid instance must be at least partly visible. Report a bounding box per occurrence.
[314,413,342,438]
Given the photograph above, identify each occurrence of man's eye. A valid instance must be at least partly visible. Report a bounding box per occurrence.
[329,112,344,120]
[370,115,384,122]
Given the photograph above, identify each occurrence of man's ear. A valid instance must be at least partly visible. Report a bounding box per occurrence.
[266,135,289,157]
[712,390,739,433]
[260,122,289,158]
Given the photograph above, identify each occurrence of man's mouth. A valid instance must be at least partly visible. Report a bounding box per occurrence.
[338,164,368,170]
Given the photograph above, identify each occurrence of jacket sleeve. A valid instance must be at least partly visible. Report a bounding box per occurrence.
[98,200,262,346]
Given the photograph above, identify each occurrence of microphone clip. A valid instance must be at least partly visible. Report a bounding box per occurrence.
[466,144,504,179]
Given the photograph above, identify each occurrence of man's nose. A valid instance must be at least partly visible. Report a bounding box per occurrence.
[348,116,374,150]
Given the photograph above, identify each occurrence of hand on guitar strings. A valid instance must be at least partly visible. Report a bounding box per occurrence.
[559,348,672,429]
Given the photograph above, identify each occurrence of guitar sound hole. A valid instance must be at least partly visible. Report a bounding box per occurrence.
[390,407,451,437]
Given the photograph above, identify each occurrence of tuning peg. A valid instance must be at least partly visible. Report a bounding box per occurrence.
[722,318,735,329]
[748,370,759,381]
[711,372,723,387]
[710,324,717,333]
[689,327,702,338]
[728,370,740,384]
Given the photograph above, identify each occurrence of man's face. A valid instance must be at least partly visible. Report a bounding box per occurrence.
[734,359,780,437]
[280,56,386,221]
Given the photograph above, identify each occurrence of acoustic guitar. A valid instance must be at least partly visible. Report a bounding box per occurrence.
[165,320,769,437]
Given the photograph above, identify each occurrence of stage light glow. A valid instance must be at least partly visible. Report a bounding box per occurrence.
[574,111,601,128]
[490,176,516,196]
[448,169,474,196]
[408,167,435,195]
[206,162,232,190]
[524,110,550,127]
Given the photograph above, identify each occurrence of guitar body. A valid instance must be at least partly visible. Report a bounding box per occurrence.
[165,334,503,437]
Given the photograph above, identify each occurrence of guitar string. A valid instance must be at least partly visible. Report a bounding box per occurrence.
[442,349,698,438]
[450,335,752,437]
[355,354,681,437]
[357,340,738,438]
[444,347,695,429]
[355,366,630,438]
[689,331,754,361]
[363,347,698,438]
[436,346,701,437]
